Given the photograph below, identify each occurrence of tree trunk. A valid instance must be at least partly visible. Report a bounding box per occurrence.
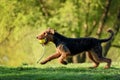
[0,27,15,45]
[97,0,112,38]
[103,8,120,56]
[39,0,49,18]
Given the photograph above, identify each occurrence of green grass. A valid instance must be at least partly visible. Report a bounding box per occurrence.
[0,63,120,80]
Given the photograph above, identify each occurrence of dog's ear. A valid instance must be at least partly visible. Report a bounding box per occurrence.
[47,28,55,34]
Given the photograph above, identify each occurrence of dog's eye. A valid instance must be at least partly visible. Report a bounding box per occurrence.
[43,32,47,36]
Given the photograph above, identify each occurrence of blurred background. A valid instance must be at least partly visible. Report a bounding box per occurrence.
[0,0,120,66]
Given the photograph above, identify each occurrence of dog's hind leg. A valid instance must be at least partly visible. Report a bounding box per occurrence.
[90,46,111,69]
[87,51,99,68]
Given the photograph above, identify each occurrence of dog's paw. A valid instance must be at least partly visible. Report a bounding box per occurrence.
[62,61,68,65]
[40,61,46,65]
[104,66,110,69]
[88,66,97,69]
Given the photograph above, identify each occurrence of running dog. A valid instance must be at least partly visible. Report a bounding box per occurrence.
[36,28,114,69]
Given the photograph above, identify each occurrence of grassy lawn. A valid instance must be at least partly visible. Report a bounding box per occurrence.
[0,63,120,80]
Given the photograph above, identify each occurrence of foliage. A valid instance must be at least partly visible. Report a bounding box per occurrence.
[0,0,120,66]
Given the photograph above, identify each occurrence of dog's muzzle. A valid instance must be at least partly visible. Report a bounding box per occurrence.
[39,38,48,45]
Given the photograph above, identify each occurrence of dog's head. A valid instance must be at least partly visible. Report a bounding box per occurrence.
[36,28,55,45]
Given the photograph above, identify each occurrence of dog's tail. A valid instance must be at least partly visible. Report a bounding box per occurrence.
[99,29,114,43]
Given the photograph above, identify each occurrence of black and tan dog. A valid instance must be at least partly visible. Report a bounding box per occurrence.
[36,28,114,69]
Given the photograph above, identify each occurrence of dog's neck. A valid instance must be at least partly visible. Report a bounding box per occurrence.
[52,32,67,47]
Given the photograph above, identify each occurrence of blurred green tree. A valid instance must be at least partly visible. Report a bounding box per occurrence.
[0,0,119,66]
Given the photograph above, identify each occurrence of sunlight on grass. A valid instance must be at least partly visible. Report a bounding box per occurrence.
[0,63,120,80]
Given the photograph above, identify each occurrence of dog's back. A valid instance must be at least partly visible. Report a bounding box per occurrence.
[53,29,114,55]
[59,37,99,55]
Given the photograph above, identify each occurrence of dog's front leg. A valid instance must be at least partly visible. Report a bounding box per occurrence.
[58,54,68,65]
[40,52,61,64]
[57,45,70,65]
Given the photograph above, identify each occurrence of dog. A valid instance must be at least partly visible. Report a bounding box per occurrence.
[36,28,114,69]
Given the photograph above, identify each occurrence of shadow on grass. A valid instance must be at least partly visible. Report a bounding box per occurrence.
[0,66,120,80]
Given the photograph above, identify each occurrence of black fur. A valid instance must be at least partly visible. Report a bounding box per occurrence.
[53,32,113,55]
